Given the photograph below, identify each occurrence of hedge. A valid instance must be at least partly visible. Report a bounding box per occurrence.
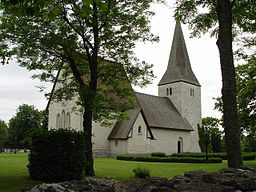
[116,156,222,163]
[151,152,166,157]
[171,152,255,161]
[28,129,86,182]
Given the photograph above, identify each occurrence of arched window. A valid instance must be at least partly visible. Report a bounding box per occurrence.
[56,113,60,129]
[177,137,183,153]
[66,112,71,129]
[61,110,66,128]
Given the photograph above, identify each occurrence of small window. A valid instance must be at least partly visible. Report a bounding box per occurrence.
[138,126,142,134]
[190,88,194,97]
[166,88,172,96]
[115,140,118,146]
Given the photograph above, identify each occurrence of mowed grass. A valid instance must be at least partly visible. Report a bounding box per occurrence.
[0,153,40,192]
[1,153,256,192]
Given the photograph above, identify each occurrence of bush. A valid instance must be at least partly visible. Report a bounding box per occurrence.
[243,153,256,161]
[116,155,222,163]
[151,152,166,157]
[28,129,86,182]
[133,167,150,178]
[116,156,135,161]
[171,152,255,161]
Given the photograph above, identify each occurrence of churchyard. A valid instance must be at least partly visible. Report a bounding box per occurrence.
[1,153,256,192]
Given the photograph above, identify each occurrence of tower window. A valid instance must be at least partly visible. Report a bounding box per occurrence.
[190,88,194,97]
[166,88,172,96]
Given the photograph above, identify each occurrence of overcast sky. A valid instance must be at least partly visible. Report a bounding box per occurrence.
[0,3,222,123]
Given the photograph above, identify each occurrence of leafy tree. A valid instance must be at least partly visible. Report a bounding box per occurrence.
[8,104,44,149]
[174,0,256,168]
[236,57,256,135]
[0,0,158,175]
[0,119,8,151]
[198,117,222,153]
[215,57,256,152]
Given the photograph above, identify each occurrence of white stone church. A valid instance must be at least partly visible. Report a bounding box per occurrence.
[47,22,201,156]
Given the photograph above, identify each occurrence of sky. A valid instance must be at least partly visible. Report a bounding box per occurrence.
[0,3,222,123]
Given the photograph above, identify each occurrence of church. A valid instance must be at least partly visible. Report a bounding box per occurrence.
[47,22,201,156]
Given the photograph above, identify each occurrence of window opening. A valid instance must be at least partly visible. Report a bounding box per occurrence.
[138,126,142,134]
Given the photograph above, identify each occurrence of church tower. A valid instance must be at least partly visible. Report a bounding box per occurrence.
[158,22,201,151]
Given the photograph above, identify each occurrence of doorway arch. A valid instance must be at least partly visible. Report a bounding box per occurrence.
[177,137,183,153]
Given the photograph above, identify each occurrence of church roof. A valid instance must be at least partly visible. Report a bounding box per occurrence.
[108,108,142,139]
[108,92,193,139]
[136,93,193,131]
[158,22,200,86]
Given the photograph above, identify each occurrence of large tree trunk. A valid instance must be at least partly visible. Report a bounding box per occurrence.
[216,0,242,168]
[83,103,95,176]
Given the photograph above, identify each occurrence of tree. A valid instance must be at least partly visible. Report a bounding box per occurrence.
[0,0,158,175]
[198,117,222,153]
[174,0,256,168]
[215,57,256,152]
[8,104,44,149]
[0,119,8,151]
[236,57,256,135]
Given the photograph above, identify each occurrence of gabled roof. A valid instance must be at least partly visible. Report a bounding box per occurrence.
[108,108,141,139]
[108,92,193,139]
[158,22,200,86]
[136,92,193,131]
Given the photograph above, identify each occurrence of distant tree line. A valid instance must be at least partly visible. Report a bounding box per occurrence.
[0,104,48,151]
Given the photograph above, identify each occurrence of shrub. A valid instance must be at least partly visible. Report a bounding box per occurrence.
[28,129,86,182]
[171,152,255,161]
[116,155,222,163]
[133,167,150,178]
[116,156,135,161]
[151,152,166,157]
[243,153,256,161]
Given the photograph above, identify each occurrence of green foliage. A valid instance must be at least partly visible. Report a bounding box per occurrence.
[151,152,166,157]
[0,119,8,151]
[0,0,157,121]
[198,117,223,153]
[215,57,256,152]
[171,152,255,161]
[7,104,44,149]
[133,167,151,178]
[236,57,256,134]
[0,0,159,175]
[117,155,222,163]
[28,129,86,182]
[174,0,256,51]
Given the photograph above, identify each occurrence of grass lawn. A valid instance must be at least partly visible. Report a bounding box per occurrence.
[1,153,256,192]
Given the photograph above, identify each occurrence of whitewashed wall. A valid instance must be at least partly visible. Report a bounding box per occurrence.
[150,128,200,155]
[158,82,201,152]
[126,112,151,154]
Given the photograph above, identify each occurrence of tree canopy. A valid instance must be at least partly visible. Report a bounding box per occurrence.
[8,104,45,149]
[0,0,159,175]
[198,117,222,153]
[174,0,255,168]
[236,57,256,134]
[0,119,8,150]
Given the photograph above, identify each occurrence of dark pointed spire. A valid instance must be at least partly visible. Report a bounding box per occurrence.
[158,22,200,86]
